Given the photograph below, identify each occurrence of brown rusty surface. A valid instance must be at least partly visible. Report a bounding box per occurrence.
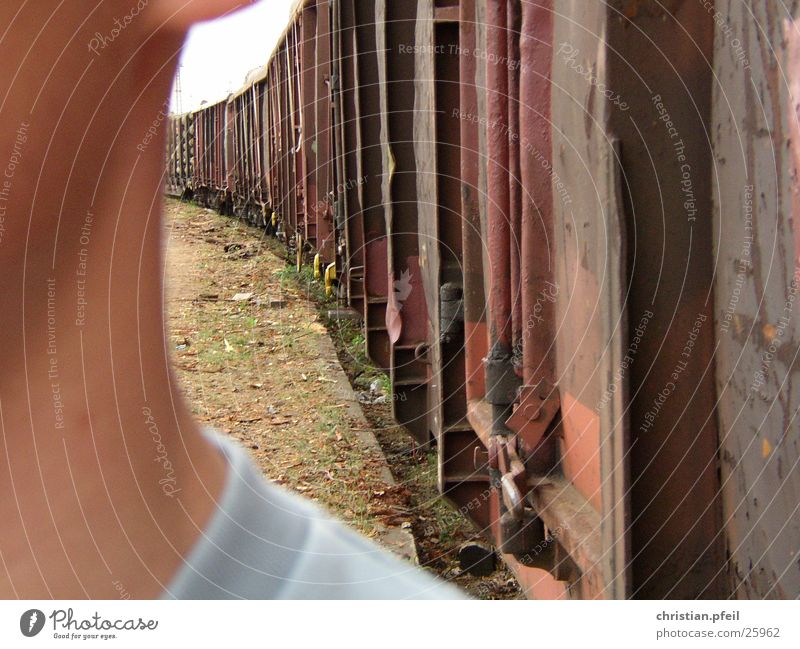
[375,0,430,443]
[414,3,493,530]
[315,0,335,262]
[291,24,304,236]
[354,1,390,370]
[413,1,442,445]
[485,0,512,352]
[560,392,601,511]
[300,4,318,245]
[459,0,488,404]
[466,397,608,600]
[266,61,279,217]
[606,0,723,598]
[712,2,800,599]
[550,0,631,599]
[528,475,604,596]
[336,0,366,314]
[434,16,469,431]
[517,0,557,474]
[278,46,292,232]
[508,1,523,365]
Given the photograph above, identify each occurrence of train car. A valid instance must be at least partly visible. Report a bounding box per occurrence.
[167,0,800,600]
[165,111,194,198]
[228,67,270,226]
[190,96,231,212]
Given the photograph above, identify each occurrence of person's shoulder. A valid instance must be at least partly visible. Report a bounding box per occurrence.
[279,491,466,599]
[165,432,466,600]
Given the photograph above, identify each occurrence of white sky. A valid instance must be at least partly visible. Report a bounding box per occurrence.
[170,0,296,113]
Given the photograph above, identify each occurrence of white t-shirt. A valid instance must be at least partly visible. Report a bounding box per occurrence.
[162,432,465,599]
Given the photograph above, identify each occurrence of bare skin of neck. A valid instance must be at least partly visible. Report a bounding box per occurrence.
[0,3,232,599]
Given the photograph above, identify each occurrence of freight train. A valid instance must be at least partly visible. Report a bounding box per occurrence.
[166,0,800,600]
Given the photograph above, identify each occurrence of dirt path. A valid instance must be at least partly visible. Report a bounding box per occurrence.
[164,198,521,599]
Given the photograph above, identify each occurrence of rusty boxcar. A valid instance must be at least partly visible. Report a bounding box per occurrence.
[167,0,800,599]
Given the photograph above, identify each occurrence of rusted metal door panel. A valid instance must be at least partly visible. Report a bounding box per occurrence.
[273,57,285,226]
[281,43,296,239]
[375,0,430,443]
[236,96,244,208]
[548,0,628,599]
[255,83,268,215]
[315,0,335,263]
[330,0,346,275]
[192,111,201,192]
[336,0,366,314]
[460,0,488,409]
[489,0,576,599]
[265,66,275,214]
[187,114,194,191]
[275,55,284,225]
[207,107,214,191]
[219,102,230,198]
[354,0,391,370]
[415,0,492,532]
[231,97,242,210]
[166,117,178,196]
[268,62,280,223]
[456,0,582,601]
[280,52,290,231]
[289,26,303,241]
[300,3,318,249]
[195,111,203,190]
[414,0,446,450]
[712,1,800,599]
[550,0,724,598]
[243,92,254,215]
[413,3,440,399]
[252,85,263,215]
[606,0,722,599]
[447,0,496,542]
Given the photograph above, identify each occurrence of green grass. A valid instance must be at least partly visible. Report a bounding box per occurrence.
[405,448,468,547]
